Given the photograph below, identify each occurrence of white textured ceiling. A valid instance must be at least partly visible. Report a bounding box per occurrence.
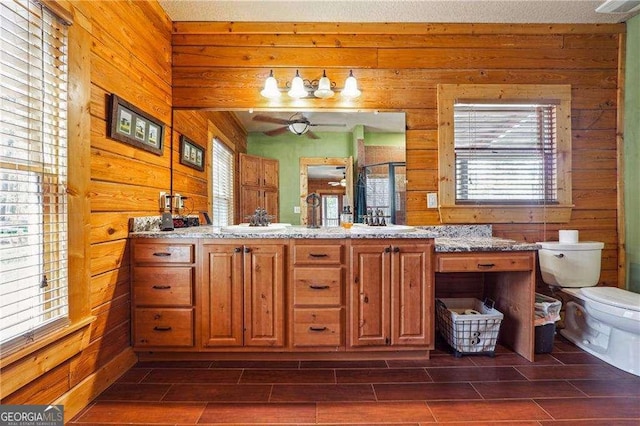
[158,0,638,24]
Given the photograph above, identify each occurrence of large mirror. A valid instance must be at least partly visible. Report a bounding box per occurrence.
[235,111,406,225]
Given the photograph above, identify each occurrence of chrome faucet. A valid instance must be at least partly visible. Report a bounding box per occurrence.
[247,207,272,227]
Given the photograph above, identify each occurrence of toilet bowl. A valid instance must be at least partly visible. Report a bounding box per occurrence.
[538,241,640,376]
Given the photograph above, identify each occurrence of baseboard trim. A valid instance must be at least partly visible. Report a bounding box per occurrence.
[55,347,137,422]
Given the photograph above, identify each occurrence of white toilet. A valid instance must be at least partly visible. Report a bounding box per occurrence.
[538,241,640,376]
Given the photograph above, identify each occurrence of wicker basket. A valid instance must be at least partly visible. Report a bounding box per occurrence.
[436,298,504,357]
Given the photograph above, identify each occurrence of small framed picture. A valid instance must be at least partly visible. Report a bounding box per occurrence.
[179,135,205,172]
[108,94,164,156]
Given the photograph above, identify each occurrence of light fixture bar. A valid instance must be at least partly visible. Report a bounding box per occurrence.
[261,69,361,100]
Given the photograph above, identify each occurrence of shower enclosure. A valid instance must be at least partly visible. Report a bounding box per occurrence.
[361,161,406,225]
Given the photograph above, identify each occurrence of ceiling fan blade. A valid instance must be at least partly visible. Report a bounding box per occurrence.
[308,123,347,127]
[306,130,320,139]
[253,114,291,125]
[264,126,289,137]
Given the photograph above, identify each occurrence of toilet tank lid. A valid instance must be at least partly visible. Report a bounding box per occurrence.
[537,241,604,251]
[582,287,640,312]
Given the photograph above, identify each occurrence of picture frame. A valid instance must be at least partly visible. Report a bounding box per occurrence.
[179,135,205,171]
[108,94,164,156]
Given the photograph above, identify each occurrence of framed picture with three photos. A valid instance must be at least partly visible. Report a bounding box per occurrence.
[108,94,164,156]
[179,135,205,172]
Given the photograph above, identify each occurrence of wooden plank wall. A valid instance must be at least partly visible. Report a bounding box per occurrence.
[171,22,624,287]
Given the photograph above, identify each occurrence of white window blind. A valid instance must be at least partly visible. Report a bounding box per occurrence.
[0,0,69,349]
[212,138,234,226]
[454,103,557,204]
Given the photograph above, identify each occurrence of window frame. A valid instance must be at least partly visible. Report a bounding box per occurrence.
[437,84,573,223]
[1,0,93,398]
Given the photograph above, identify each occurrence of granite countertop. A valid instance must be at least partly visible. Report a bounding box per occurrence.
[129,220,539,252]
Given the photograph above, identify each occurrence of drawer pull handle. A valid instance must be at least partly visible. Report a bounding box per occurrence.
[477,263,495,268]
[309,284,330,290]
[153,252,171,257]
[309,326,327,332]
[153,326,172,331]
[152,285,171,290]
[309,253,328,258]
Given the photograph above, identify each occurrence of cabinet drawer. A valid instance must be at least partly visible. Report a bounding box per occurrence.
[293,267,342,306]
[133,243,194,264]
[293,308,342,347]
[293,245,343,265]
[436,253,533,272]
[133,267,193,306]
[134,308,194,347]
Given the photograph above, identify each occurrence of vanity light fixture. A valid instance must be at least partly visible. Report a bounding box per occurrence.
[261,69,361,100]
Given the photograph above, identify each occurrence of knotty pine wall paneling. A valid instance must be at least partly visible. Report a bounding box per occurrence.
[172,22,624,287]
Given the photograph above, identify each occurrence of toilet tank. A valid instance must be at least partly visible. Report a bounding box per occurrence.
[537,241,604,288]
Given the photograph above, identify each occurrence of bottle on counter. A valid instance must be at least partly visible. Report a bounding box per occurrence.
[340,205,353,229]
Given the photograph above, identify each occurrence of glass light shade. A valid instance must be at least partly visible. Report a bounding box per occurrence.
[287,71,308,98]
[313,71,334,98]
[341,70,361,99]
[260,72,281,99]
[288,122,309,135]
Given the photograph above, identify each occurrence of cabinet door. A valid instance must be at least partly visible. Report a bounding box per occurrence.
[240,186,261,221]
[243,244,285,347]
[262,158,279,189]
[349,244,391,347]
[239,153,261,186]
[202,244,244,347]
[263,189,279,222]
[391,243,432,346]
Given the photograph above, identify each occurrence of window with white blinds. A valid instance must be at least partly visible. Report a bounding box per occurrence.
[212,138,234,226]
[0,0,69,348]
[454,103,557,204]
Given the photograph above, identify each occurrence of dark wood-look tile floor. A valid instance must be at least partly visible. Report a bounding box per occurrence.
[69,336,640,425]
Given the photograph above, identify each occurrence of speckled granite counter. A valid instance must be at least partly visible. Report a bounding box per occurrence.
[129,220,539,252]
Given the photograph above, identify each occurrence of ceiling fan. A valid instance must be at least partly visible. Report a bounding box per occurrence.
[252,113,346,139]
[329,169,346,187]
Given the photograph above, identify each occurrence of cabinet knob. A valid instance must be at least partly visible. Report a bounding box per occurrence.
[244,247,251,253]
[393,247,400,253]
[234,247,242,253]
[384,247,391,253]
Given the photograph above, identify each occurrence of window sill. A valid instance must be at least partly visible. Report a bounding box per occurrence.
[438,205,573,224]
[0,316,95,399]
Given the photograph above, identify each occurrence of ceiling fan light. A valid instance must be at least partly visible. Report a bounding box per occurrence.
[288,122,309,135]
[287,70,308,99]
[260,70,281,99]
[314,70,334,99]
[341,70,361,99]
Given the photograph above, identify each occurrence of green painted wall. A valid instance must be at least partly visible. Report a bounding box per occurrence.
[364,132,405,147]
[247,132,353,224]
[626,14,640,292]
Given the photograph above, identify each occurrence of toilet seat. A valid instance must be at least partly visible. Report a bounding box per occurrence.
[581,287,640,312]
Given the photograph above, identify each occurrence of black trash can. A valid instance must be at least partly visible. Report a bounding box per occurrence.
[534,293,561,354]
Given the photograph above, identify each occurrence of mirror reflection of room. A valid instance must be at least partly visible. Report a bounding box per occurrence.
[237,111,406,226]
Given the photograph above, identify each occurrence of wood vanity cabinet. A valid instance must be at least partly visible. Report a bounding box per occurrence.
[131,239,196,349]
[201,240,285,349]
[349,240,433,349]
[239,153,279,222]
[290,240,346,349]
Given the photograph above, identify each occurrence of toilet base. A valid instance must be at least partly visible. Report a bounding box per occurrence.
[560,300,640,376]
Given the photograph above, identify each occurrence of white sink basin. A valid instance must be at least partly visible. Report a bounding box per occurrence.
[220,223,290,233]
[350,223,415,233]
